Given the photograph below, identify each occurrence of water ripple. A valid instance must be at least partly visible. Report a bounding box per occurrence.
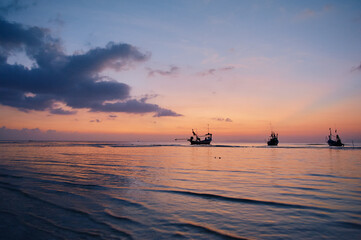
[104,209,143,226]
[147,189,332,211]
[0,184,133,239]
[166,221,249,240]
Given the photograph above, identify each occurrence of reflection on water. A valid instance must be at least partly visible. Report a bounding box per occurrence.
[0,141,360,239]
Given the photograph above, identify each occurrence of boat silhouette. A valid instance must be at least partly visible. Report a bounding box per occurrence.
[327,128,344,146]
[267,132,279,146]
[188,129,212,145]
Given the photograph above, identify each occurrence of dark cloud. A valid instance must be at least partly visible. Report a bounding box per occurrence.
[213,117,233,122]
[109,115,117,118]
[90,98,182,117]
[0,16,53,61]
[351,62,361,72]
[91,99,159,113]
[0,17,181,117]
[198,66,234,76]
[147,65,179,77]
[153,108,182,117]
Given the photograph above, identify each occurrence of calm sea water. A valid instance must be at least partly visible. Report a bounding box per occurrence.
[0,141,360,240]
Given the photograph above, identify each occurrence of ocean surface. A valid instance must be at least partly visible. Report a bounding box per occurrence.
[0,141,360,240]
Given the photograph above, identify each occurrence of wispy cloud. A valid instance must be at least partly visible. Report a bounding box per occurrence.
[90,119,101,123]
[351,62,361,72]
[48,13,65,27]
[198,66,235,76]
[295,5,333,21]
[201,52,225,65]
[213,117,233,122]
[146,65,179,77]
[322,5,333,12]
[0,17,181,117]
[0,0,31,14]
[297,9,316,20]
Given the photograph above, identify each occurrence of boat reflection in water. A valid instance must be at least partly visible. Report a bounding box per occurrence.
[188,129,212,145]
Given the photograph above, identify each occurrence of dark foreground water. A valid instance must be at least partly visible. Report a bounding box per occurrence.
[0,141,360,240]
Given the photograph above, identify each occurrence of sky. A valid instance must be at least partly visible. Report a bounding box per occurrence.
[0,0,360,142]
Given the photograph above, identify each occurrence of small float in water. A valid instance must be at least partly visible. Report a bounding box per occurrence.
[327,128,344,147]
[267,132,279,146]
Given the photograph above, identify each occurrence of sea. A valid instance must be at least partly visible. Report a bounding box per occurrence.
[0,141,360,240]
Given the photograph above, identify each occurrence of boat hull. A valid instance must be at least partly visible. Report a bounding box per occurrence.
[328,140,344,147]
[267,140,278,146]
[190,140,212,145]
[267,139,279,146]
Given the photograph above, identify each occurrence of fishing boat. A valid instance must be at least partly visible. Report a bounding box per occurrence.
[188,129,212,145]
[327,128,344,146]
[267,132,279,146]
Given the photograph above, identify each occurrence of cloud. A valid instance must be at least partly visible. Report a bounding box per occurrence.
[198,66,235,76]
[219,66,235,71]
[91,99,159,113]
[49,108,77,115]
[90,98,183,117]
[0,17,181,117]
[153,108,183,117]
[201,52,224,64]
[323,5,333,12]
[295,5,333,21]
[0,126,42,140]
[147,65,179,77]
[0,0,30,14]
[213,117,233,122]
[201,68,216,76]
[351,62,361,72]
[297,9,315,20]
[109,114,117,118]
[0,126,189,141]
[90,119,101,123]
[48,13,65,27]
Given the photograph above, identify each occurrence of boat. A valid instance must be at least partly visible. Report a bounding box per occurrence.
[188,129,212,145]
[327,128,344,146]
[267,132,279,146]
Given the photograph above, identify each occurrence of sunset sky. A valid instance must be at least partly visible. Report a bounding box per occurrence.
[0,0,360,142]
